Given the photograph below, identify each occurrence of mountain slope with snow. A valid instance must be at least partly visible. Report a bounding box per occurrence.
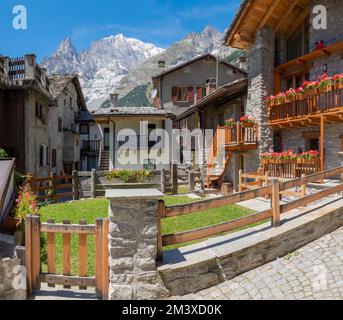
[42,26,243,110]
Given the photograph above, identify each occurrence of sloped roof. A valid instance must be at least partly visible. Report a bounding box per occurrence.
[224,0,310,49]
[49,74,87,110]
[93,107,174,118]
[152,53,246,80]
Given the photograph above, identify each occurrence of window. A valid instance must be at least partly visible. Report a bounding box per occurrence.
[144,159,156,170]
[286,19,310,61]
[39,145,48,167]
[64,99,66,107]
[70,97,73,107]
[80,124,89,135]
[51,149,57,168]
[36,102,43,120]
[58,117,62,132]
[172,87,187,102]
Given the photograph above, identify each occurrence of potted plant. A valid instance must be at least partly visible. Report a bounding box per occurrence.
[317,74,333,93]
[302,80,319,95]
[13,184,39,245]
[225,118,235,128]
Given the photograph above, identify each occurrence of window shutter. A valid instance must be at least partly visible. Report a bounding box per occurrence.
[172,87,178,102]
[188,87,194,103]
[197,87,203,100]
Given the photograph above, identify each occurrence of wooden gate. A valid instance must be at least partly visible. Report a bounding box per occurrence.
[25,216,109,300]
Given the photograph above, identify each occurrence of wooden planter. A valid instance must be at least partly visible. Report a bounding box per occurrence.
[3,216,21,234]
[242,122,255,128]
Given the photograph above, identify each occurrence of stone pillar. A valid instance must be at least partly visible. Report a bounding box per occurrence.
[107,189,169,300]
[24,54,36,79]
[245,27,275,173]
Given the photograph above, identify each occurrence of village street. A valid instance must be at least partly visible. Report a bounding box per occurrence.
[176,227,343,300]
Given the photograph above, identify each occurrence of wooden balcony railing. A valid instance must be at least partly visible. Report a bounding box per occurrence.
[82,140,101,153]
[262,158,321,179]
[270,88,343,123]
[218,122,258,146]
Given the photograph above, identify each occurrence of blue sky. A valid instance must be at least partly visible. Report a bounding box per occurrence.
[0,0,241,61]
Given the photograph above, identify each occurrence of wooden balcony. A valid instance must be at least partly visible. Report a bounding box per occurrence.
[269,88,343,129]
[217,122,259,151]
[262,158,321,179]
[81,140,101,153]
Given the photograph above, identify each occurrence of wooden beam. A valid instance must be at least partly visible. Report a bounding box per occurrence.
[286,9,310,38]
[257,0,281,31]
[275,0,301,33]
[320,115,325,173]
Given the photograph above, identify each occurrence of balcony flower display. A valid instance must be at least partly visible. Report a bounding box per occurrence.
[333,73,343,89]
[225,118,235,128]
[240,115,255,127]
[261,150,320,164]
[265,72,343,107]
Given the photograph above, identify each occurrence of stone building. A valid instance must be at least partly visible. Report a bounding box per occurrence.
[93,93,174,171]
[0,54,55,176]
[49,75,87,174]
[174,79,259,190]
[152,53,247,116]
[77,110,102,171]
[225,0,343,173]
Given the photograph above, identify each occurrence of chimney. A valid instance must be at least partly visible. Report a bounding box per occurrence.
[206,78,217,96]
[110,93,119,108]
[24,54,37,79]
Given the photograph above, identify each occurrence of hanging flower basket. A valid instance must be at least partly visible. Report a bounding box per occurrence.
[240,115,255,127]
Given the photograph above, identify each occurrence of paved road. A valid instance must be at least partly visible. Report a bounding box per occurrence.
[176,227,343,300]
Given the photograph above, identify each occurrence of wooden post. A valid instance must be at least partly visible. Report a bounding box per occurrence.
[265,171,270,199]
[161,169,166,194]
[63,220,71,289]
[72,170,79,200]
[320,115,325,174]
[271,179,281,227]
[95,219,103,299]
[47,219,55,288]
[49,172,56,195]
[157,200,165,262]
[238,169,243,192]
[25,216,33,296]
[91,169,96,199]
[78,220,87,290]
[101,219,109,300]
[301,174,307,198]
[189,169,195,193]
[171,163,178,195]
[27,173,34,191]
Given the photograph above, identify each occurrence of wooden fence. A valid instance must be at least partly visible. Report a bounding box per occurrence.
[25,216,109,299]
[27,171,79,202]
[157,166,343,258]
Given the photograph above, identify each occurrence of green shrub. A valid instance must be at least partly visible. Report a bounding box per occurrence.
[106,169,152,183]
[0,148,8,159]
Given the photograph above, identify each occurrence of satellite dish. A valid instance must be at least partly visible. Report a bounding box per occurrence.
[151,89,158,99]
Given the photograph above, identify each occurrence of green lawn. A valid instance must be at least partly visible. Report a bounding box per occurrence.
[39,199,109,276]
[39,195,257,275]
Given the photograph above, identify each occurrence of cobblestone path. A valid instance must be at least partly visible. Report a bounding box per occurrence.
[176,227,343,300]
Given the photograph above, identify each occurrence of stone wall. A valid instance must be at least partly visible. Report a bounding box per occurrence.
[245,27,275,173]
[25,95,51,177]
[280,123,343,170]
[107,190,169,300]
[310,0,343,80]
[159,198,343,296]
[0,245,26,300]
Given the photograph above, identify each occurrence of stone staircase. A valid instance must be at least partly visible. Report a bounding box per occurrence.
[99,150,110,171]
